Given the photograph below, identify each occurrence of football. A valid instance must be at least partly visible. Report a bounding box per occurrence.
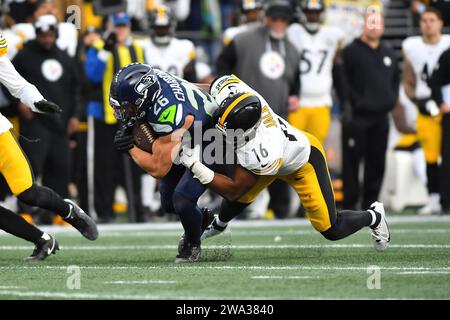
[132,120,156,153]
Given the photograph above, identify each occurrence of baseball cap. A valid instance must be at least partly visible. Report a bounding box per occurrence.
[112,12,130,26]
[265,0,293,20]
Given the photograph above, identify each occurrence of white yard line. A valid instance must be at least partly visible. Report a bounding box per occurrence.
[251,276,319,280]
[0,290,280,300]
[104,280,177,284]
[395,271,450,275]
[0,265,449,272]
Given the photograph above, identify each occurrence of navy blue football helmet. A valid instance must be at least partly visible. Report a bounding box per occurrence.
[110,63,161,124]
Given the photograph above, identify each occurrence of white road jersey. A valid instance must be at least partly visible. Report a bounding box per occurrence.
[402,35,450,99]
[210,75,311,175]
[139,37,195,78]
[287,24,344,107]
[0,34,44,135]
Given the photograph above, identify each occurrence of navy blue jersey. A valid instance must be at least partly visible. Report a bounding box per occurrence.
[145,69,219,137]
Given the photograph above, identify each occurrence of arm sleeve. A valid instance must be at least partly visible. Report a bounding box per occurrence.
[84,46,108,84]
[215,41,238,77]
[0,56,44,111]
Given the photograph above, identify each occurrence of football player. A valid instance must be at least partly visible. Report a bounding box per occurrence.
[179,74,390,251]
[139,4,197,82]
[402,7,450,214]
[287,0,345,144]
[110,63,220,262]
[222,0,264,46]
[0,34,98,261]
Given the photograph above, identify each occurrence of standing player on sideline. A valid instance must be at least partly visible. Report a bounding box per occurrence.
[287,0,345,144]
[179,75,390,251]
[0,34,98,261]
[139,4,197,82]
[402,7,450,215]
[222,0,264,47]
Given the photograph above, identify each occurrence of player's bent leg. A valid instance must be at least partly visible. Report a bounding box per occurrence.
[321,210,372,241]
[285,133,390,250]
[0,205,42,243]
[17,185,98,240]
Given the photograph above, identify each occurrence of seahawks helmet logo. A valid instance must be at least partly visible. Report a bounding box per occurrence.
[135,71,158,95]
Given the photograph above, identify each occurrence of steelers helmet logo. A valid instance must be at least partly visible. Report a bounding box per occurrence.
[41,59,63,82]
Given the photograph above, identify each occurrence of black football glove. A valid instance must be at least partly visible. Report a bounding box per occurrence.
[34,100,62,113]
[114,124,134,153]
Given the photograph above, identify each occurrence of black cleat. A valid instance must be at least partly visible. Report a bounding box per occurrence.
[178,208,214,254]
[24,235,59,262]
[64,199,98,241]
[175,242,201,263]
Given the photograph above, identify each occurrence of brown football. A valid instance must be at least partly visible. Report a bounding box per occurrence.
[132,120,155,153]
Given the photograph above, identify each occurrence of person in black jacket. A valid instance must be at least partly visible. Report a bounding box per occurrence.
[430,47,450,214]
[13,15,81,223]
[341,11,400,210]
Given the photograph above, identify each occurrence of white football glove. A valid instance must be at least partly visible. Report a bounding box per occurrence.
[179,145,214,185]
[179,145,200,170]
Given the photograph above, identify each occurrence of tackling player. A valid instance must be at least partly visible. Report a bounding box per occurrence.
[0,34,98,261]
[287,0,345,144]
[110,63,220,262]
[402,7,450,214]
[179,75,390,251]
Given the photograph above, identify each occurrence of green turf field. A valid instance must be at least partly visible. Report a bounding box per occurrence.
[0,216,449,300]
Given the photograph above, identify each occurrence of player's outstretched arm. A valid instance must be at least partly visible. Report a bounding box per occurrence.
[180,145,257,201]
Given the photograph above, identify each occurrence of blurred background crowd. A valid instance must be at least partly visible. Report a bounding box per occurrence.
[0,0,449,225]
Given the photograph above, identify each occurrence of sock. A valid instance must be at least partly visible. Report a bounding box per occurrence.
[216,217,228,227]
[0,206,43,244]
[41,232,51,241]
[173,193,202,246]
[368,209,381,228]
[321,210,373,241]
[18,184,71,217]
[218,199,249,223]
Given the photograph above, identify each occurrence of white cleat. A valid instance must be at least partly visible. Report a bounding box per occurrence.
[369,201,390,252]
[200,216,227,241]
